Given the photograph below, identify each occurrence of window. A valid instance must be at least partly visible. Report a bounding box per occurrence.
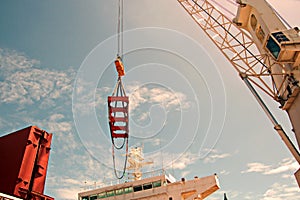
[106,191,115,197]
[153,180,162,188]
[266,36,281,59]
[89,195,97,200]
[272,32,289,43]
[115,188,124,195]
[143,183,153,190]
[133,185,143,192]
[98,192,106,199]
[256,26,265,43]
[124,187,133,194]
[250,14,257,30]
[82,197,88,200]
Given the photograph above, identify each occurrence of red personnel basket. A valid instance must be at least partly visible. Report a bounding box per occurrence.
[108,96,129,139]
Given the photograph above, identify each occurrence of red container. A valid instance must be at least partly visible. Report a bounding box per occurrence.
[0,126,53,199]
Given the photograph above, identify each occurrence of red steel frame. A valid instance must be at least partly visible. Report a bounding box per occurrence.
[0,126,54,200]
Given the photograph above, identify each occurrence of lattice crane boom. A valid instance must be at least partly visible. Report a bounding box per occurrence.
[233,0,300,146]
[178,0,300,186]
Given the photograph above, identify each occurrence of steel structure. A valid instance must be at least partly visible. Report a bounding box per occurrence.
[178,0,300,186]
[0,126,54,200]
[78,174,219,200]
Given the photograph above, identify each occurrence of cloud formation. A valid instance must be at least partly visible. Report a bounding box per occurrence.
[0,48,74,106]
[0,48,85,200]
[202,148,231,164]
[128,84,191,115]
[241,158,299,177]
[144,151,198,173]
[262,182,300,200]
[0,48,39,72]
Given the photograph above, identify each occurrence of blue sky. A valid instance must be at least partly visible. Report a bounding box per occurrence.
[1,0,300,199]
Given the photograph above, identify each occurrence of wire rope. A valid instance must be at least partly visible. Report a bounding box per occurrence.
[110,0,128,178]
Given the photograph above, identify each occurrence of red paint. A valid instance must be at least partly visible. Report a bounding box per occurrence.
[0,126,54,199]
[108,96,129,139]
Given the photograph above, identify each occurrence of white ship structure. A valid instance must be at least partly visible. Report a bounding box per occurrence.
[78,147,220,200]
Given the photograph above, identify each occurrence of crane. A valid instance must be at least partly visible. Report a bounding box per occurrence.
[178,0,300,186]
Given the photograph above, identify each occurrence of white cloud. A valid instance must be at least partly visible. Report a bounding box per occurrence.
[145,149,231,175]
[180,170,191,178]
[204,153,231,163]
[0,69,74,105]
[144,151,198,172]
[0,117,15,131]
[47,176,84,200]
[128,84,191,116]
[168,152,198,170]
[266,158,299,175]
[201,148,231,164]
[151,138,161,146]
[242,158,299,176]
[44,114,72,133]
[54,188,79,200]
[0,48,39,72]
[0,48,74,106]
[172,158,190,170]
[241,162,271,174]
[219,170,230,175]
[73,79,107,116]
[46,151,114,200]
[262,182,300,200]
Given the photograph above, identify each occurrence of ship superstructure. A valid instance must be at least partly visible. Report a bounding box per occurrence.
[78,147,220,200]
[78,173,219,200]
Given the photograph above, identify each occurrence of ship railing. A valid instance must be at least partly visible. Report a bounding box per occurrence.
[79,169,174,192]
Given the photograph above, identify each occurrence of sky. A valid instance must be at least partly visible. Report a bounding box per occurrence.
[1,0,300,199]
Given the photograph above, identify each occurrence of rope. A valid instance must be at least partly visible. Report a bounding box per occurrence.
[121,0,124,58]
[117,0,124,58]
[112,138,128,179]
[210,0,235,18]
[265,0,291,29]
[225,0,237,7]
[110,77,128,179]
[111,136,127,150]
[112,0,127,178]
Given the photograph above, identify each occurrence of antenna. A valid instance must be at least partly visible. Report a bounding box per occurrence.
[159,138,164,173]
[126,146,153,180]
